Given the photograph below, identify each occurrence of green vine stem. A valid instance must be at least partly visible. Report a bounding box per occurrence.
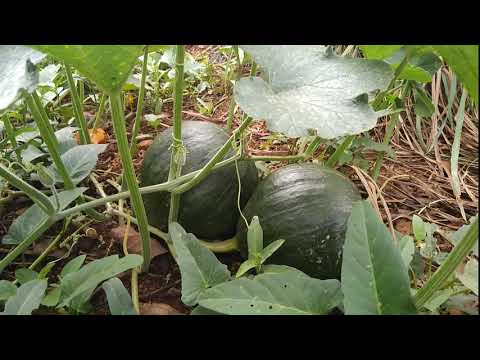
[55,155,240,220]
[64,64,90,144]
[129,46,149,155]
[0,164,54,215]
[0,218,53,274]
[226,45,242,133]
[167,45,186,225]
[173,117,253,195]
[2,115,22,162]
[413,217,478,309]
[92,92,107,129]
[325,135,355,168]
[110,92,151,272]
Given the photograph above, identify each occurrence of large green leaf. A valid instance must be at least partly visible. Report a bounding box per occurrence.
[0,46,46,111]
[235,45,393,139]
[385,48,442,83]
[2,188,87,245]
[456,258,478,295]
[31,45,145,94]
[431,45,478,105]
[15,268,39,284]
[1,279,47,315]
[198,272,342,315]
[341,200,417,315]
[169,222,230,307]
[102,277,137,315]
[48,144,107,185]
[54,127,78,155]
[0,280,17,301]
[57,254,143,310]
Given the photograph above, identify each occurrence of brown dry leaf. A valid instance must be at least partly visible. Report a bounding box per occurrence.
[138,139,153,149]
[75,128,108,144]
[140,303,183,315]
[110,225,167,258]
[32,241,66,258]
[395,218,412,235]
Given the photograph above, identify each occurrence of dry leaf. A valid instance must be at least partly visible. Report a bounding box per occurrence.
[140,303,183,315]
[395,218,412,235]
[110,225,167,258]
[138,139,153,149]
[75,128,108,144]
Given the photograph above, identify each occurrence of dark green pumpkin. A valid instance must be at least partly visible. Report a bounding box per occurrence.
[140,121,258,240]
[236,163,361,280]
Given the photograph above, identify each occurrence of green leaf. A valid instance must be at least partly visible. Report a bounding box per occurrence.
[447,215,478,249]
[102,277,137,315]
[341,200,417,315]
[456,258,478,295]
[360,45,403,60]
[423,286,462,312]
[412,215,427,241]
[260,264,309,277]
[15,268,39,284]
[60,255,87,278]
[247,216,263,257]
[48,144,107,185]
[31,45,144,94]
[21,145,47,163]
[0,280,17,301]
[259,239,285,263]
[41,287,61,307]
[2,188,87,245]
[235,259,258,278]
[57,254,143,310]
[414,87,435,118]
[385,48,442,83]
[38,262,56,279]
[235,45,393,139]
[0,45,46,111]
[2,279,47,315]
[54,127,78,155]
[169,222,230,307]
[431,45,478,105]
[199,272,342,315]
[398,235,415,268]
[38,64,61,86]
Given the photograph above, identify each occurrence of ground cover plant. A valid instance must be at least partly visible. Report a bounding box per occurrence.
[0,45,477,315]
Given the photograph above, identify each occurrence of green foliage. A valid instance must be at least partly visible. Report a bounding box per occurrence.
[31,45,144,94]
[102,277,137,315]
[235,45,393,139]
[1,279,47,315]
[341,200,417,315]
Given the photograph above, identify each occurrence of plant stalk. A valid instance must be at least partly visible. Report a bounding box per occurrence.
[129,46,149,155]
[167,45,186,225]
[325,135,355,168]
[110,93,151,272]
[2,116,22,162]
[64,64,90,144]
[92,92,107,129]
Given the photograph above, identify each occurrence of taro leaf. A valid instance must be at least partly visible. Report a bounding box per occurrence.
[235,45,393,139]
[15,268,39,284]
[169,222,230,307]
[198,272,342,315]
[341,200,417,315]
[359,45,403,60]
[456,258,478,295]
[48,144,107,185]
[21,144,47,163]
[2,188,87,245]
[398,235,415,269]
[54,126,79,154]
[247,216,263,257]
[60,255,87,278]
[431,45,478,105]
[2,279,47,315]
[102,277,137,315]
[41,287,61,307]
[0,280,17,301]
[260,264,309,277]
[31,45,144,94]
[0,46,46,111]
[57,254,143,310]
